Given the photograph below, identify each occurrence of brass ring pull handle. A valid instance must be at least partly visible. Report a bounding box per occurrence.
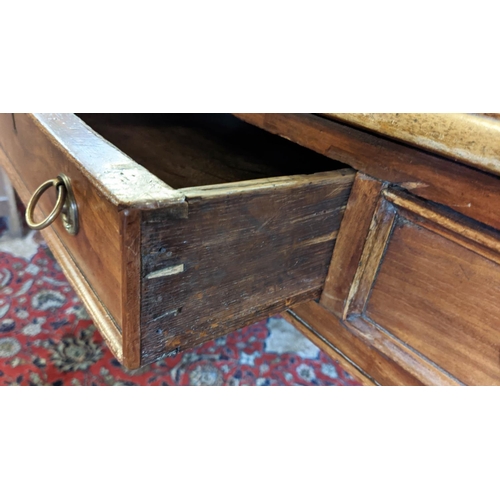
[26,178,66,230]
[25,174,79,235]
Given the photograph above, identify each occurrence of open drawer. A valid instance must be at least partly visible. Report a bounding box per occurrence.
[0,113,354,368]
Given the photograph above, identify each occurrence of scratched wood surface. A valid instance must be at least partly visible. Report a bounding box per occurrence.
[0,112,358,369]
[234,113,500,232]
[120,208,142,368]
[323,113,500,176]
[33,114,185,210]
[8,111,499,381]
[0,113,125,327]
[227,114,500,385]
[320,173,384,317]
[317,186,460,385]
[139,170,354,364]
[316,178,500,385]
[0,146,124,362]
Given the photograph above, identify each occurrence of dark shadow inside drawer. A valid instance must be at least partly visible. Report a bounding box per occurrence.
[77,113,348,188]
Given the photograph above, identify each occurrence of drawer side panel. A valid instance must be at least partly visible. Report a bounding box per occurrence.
[139,170,354,364]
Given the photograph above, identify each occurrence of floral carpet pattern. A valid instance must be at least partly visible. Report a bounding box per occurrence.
[0,227,360,386]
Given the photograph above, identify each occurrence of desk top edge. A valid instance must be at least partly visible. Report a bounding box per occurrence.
[322,113,500,176]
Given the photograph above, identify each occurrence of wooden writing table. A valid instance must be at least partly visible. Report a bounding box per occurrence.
[1,113,499,385]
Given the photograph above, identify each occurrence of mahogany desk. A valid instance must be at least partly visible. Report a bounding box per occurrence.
[1,113,499,385]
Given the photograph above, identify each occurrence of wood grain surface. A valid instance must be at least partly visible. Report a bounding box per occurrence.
[0,113,124,327]
[344,195,396,317]
[0,146,123,362]
[0,112,357,369]
[120,208,142,369]
[321,173,385,317]
[234,113,500,232]
[7,111,498,381]
[367,217,500,385]
[78,114,348,189]
[139,170,354,364]
[323,113,500,175]
[287,302,424,386]
[33,113,185,210]
[320,182,500,385]
[310,176,475,384]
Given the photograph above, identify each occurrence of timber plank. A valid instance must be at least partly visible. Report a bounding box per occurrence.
[321,173,384,316]
[289,301,424,386]
[139,170,354,364]
[234,113,500,232]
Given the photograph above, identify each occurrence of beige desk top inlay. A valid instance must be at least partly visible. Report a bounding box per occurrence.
[324,113,500,176]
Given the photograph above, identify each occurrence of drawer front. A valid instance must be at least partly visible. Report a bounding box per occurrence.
[321,173,500,385]
[0,113,124,328]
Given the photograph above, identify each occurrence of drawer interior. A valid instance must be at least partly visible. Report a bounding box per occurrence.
[77,113,348,188]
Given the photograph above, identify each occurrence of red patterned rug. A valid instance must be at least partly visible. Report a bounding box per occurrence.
[0,228,360,386]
